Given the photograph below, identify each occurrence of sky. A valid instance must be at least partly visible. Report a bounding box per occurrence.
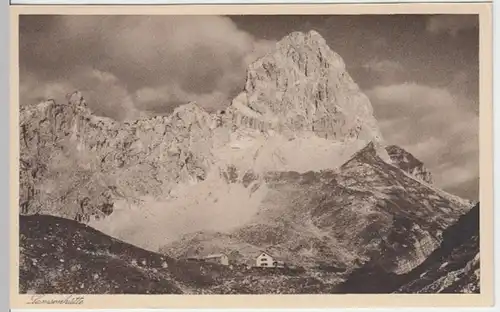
[18,14,479,200]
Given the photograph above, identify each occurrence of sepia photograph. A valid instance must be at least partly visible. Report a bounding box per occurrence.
[10,3,494,309]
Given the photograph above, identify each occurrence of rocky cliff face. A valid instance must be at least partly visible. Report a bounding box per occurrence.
[20,30,474,282]
[227,31,386,149]
[20,92,216,221]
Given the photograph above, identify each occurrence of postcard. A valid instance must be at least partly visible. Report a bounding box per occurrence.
[10,2,494,309]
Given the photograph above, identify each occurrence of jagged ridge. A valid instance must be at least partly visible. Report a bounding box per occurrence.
[20,30,391,223]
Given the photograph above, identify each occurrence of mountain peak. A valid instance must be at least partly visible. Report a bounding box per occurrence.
[235,30,386,148]
[277,30,328,48]
[386,145,433,184]
[255,29,347,77]
[171,101,207,116]
[341,141,378,167]
[66,90,87,107]
[169,101,214,130]
[358,141,377,155]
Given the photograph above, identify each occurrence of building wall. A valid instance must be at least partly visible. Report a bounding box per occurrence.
[256,253,274,267]
[219,255,229,266]
[275,261,285,268]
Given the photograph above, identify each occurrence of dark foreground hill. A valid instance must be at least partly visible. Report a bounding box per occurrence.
[19,214,342,294]
[20,214,213,294]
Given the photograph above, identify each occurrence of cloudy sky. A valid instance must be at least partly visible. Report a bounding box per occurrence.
[19,14,479,200]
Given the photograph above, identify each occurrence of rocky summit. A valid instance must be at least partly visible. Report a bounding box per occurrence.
[386,145,433,184]
[19,30,478,294]
[230,31,386,147]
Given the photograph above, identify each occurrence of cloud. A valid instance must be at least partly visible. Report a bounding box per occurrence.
[20,73,73,107]
[367,83,478,199]
[426,15,479,37]
[358,59,406,85]
[21,68,140,121]
[362,59,404,74]
[134,84,229,115]
[19,15,275,119]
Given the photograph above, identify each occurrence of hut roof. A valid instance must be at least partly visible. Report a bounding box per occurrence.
[204,253,227,259]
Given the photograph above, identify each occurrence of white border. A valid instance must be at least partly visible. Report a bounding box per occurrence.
[493,0,498,307]
[8,0,494,5]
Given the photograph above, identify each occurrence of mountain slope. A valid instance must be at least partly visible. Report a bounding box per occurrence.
[396,202,479,293]
[163,142,471,275]
[19,214,216,294]
[336,203,479,293]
